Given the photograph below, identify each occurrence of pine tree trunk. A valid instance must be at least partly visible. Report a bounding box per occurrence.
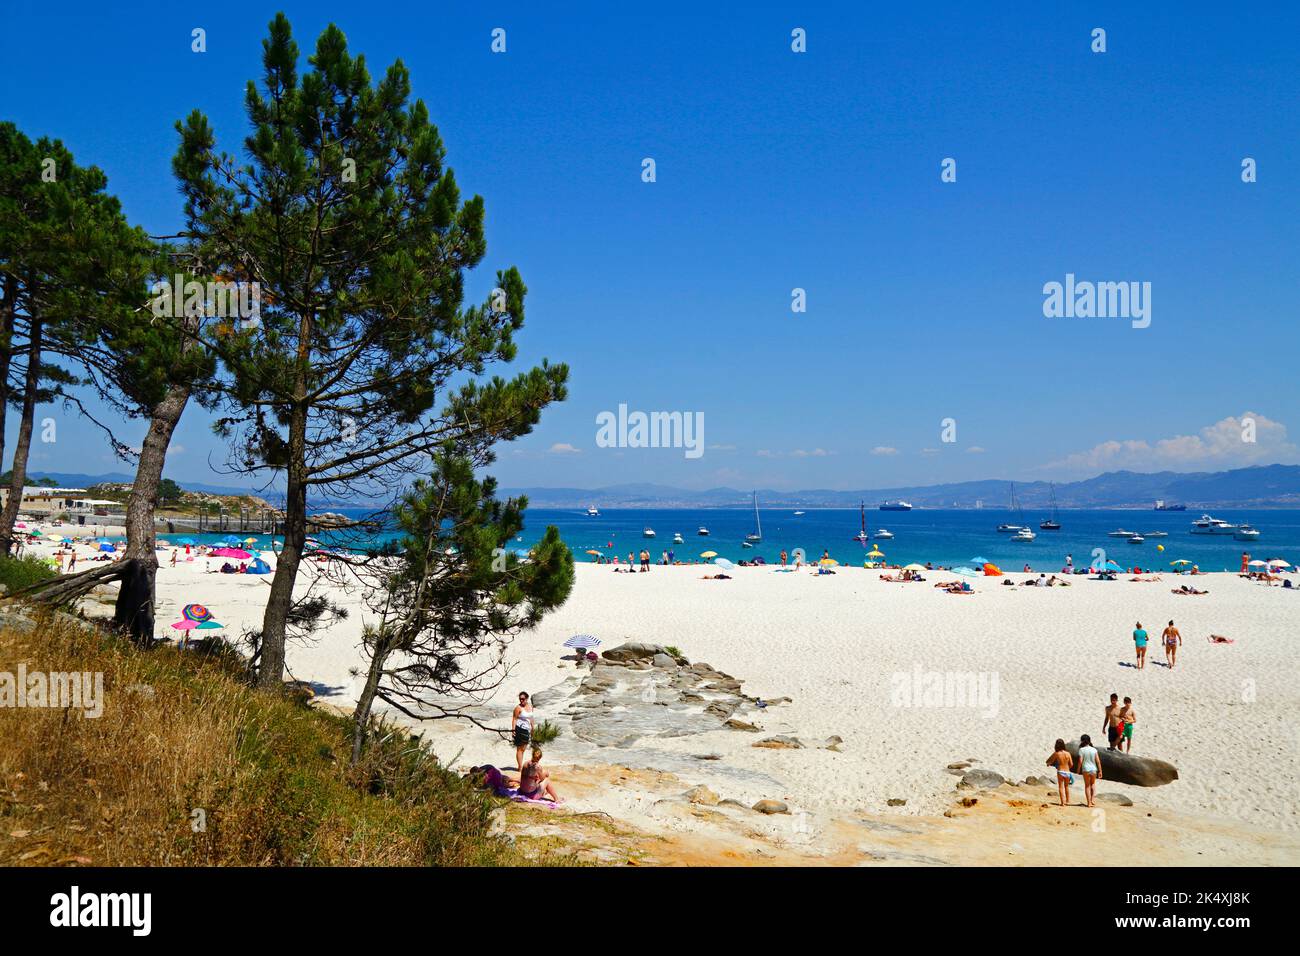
[0,276,17,474]
[112,380,192,644]
[0,315,42,556]
[256,399,307,689]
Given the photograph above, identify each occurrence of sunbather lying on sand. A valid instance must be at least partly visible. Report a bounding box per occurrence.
[701,573,732,580]
[1172,585,1208,595]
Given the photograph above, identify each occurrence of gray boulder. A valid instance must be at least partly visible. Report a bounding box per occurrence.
[1065,740,1178,787]
[602,641,666,662]
[957,769,1005,790]
[1095,792,1134,806]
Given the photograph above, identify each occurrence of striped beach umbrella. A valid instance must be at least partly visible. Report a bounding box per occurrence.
[563,634,601,649]
[182,603,214,623]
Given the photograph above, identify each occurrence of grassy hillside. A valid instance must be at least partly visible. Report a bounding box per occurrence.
[0,609,565,866]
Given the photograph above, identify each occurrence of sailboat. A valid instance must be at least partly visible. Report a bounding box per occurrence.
[1009,484,1035,541]
[996,483,1025,533]
[745,492,762,544]
[1039,483,1061,530]
[853,501,869,544]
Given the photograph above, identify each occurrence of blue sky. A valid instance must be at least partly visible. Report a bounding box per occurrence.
[4,1,1298,492]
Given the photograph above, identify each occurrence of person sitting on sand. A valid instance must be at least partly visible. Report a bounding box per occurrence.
[519,746,561,802]
[1162,620,1182,668]
[1046,738,1074,806]
[1132,621,1148,669]
[1075,734,1102,808]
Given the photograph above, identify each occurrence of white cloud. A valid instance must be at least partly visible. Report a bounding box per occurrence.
[1043,412,1299,475]
[547,442,582,455]
[966,446,986,454]
[758,448,833,459]
[919,447,939,457]
[870,446,899,456]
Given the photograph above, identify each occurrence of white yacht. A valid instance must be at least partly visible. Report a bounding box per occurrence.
[1128,534,1145,544]
[997,523,1025,533]
[1234,525,1261,541]
[642,527,656,538]
[697,526,710,536]
[1142,531,1168,538]
[1011,527,1036,542]
[585,506,600,517]
[873,529,894,540]
[1190,514,1236,535]
[793,510,806,516]
[1107,529,1139,538]
[672,532,684,544]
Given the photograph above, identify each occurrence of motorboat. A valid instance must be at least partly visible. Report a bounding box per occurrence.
[874,529,895,540]
[585,506,600,517]
[1234,525,1261,541]
[1011,527,1036,542]
[1128,534,1145,544]
[793,510,806,516]
[1190,514,1236,535]
[741,541,753,549]
[642,527,656,538]
[997,523,1025,533]
[697,527,710,536]
[853,502,869,544]
[1107,529,1139,538]
[1142,531,1168,538]
[672,533,684,544]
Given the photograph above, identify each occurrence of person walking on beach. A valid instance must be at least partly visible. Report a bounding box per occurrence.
[1046,738,1074,806]
[1065,553,1073,573]
[1075,734,1102,808]
[1120,697,1136,753]
[1241,552,1250,574]
[1132,621,1149,669]
[1104,693,1123,750]
[511,691,534,773]
[1162,620,1182,668]
[780,550,788,567]
[67,550,77,573]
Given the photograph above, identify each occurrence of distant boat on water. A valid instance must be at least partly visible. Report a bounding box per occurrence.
[697,526,710,536]
[997,483,1025,532]
[853,502,869,544]
[880,500,912,511]
[642,527,656,538]
[1190,514,1236,535]
[745,492,762,543]
[1234,525,1261,541]
[874,529,894,540]
[585,505,600,517]
[1154,500,1187,511]
[1039,483,1061,530]
[793,510,806,516]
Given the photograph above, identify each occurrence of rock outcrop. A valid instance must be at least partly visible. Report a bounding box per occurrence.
[1065,740,1178,787]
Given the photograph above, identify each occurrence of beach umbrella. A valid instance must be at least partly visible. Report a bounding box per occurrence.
[953,566,979,577]
[98,542,115,552]
[969,556,989,566]
[1267,559,1291,568]
[1170,559,1192,566]
[211,547,253,559]
[243,537,259,545]
[903,563,926,572]
[584,549,602,556]
[1091,560,1124,572]
[714,558,736,570]
[171,619,223,631]
[867,548,885,558]
[182,603,214,623]
[564,634,601,649]
[819,558,838,567]
[1248,560,1267,567]
[700,550,718,559]
[982,563,1003,576]
[176,538,195,546]
[14,522,26,529]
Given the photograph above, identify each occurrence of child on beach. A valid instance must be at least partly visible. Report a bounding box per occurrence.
[1120,697,1135,752]
[1047,739,1074,806]
[1075,734,1102,808]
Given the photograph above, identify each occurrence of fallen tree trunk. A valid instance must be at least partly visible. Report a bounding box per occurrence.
[1,561,129,607]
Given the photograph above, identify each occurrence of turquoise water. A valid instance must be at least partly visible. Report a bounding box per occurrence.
[137,507,1300,573]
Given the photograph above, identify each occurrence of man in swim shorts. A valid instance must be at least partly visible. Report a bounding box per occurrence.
[1104,693,1123,750]
[1120,697,1135,753]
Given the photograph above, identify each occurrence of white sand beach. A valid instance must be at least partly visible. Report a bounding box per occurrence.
[23,526,1300,863]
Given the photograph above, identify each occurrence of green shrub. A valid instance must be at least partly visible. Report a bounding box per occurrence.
[0,554,58,592]
[531,719,561,744]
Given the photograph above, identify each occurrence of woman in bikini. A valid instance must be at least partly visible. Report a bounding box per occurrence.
[519,746,561,802]
[1162,620,1182,669]
[1046,738,1074,806]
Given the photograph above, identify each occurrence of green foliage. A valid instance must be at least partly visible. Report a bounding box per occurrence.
[530,719,561,745]
[0,554,58,591]
[157,478,184,503]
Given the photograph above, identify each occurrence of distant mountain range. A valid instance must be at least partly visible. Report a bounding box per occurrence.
[26,463,1300,510]
[499,465,1300,510]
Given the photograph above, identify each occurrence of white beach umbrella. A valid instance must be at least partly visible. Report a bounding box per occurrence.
[1267,559,1291,568]
[1248,560,1267,567]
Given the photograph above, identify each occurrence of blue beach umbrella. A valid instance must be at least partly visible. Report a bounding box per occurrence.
[98,542,116,552]
[968,556,989,566]
[714,558,736,570]
[1091,559,1124,573]
[952,566,980,577]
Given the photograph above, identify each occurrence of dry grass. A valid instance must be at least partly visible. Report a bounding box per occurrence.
[0,609,564,866]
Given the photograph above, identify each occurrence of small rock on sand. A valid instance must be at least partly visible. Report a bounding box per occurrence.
[1095,792,1134,806]
[820,735,844,752]
[752,799,790,815]
[753,735,803,749]
[683,785,720,806]
[886,798,906,807]
[724,718,761,732]
[957,769,1005,790]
